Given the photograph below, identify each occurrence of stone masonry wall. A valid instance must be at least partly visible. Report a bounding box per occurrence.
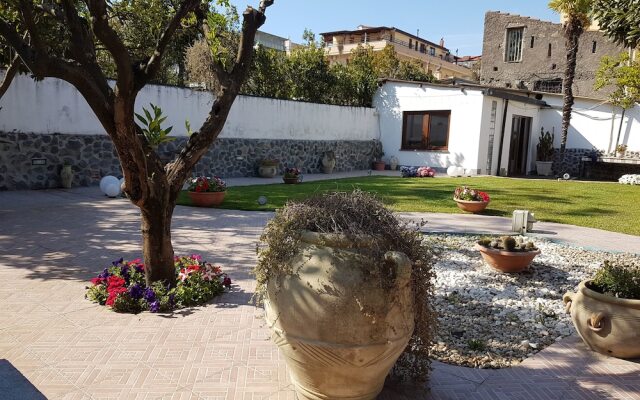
[0,131,378,190]
[480,12,625,99]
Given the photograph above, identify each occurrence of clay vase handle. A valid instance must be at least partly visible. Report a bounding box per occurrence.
[385,251,412,283]
[587,312,606,332]
[562,293,574,314]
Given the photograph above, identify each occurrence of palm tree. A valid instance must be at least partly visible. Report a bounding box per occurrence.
[549,0,593,154]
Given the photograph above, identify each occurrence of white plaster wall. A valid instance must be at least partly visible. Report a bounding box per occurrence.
[0,73,378,141]
[538,94,640,153]
[373,82,486,171]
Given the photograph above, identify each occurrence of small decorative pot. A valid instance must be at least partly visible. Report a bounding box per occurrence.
[454,199,489,213]
[283,177,300,184]
[187,191,226,207]
[60,165,73,189]
[264,231,414,400]
[475,244,540,273]
[372,161,385,171]
[563,280,640,359]
[259,165,278,178]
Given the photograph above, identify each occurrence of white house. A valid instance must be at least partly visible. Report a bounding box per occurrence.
[373,79,640,176]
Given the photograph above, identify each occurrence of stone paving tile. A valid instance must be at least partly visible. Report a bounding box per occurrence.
[1,187,640,399]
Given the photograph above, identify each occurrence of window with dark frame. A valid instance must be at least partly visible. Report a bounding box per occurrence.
[402,111,451,151]
[592,41,597,53]
[548,43,552,57]
[530,36,535,48]
[505,27,524,62]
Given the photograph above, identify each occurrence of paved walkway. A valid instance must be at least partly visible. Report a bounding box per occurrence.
[0,187,639,399]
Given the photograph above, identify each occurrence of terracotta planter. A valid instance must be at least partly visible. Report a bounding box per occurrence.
[259,165,278,178]
[564,280,640,359]
[283,177,300,184]
[264,231,415,400]
[187,191,226,207]
[372,161,385,171]
[475,244,540,273]
[454,199,490,213]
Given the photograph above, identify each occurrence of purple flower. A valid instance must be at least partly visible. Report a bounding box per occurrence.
[129,283,143,300]
[149,300,160,313]
[168,294,175,307]
[120,265,130,281]
[112,257,124,267]
[143,288,156,303]
[98,268,111,279]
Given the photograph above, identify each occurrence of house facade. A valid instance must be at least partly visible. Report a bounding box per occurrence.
[373,79,640,177]
[320,26,473,80]
[480,12,626,98]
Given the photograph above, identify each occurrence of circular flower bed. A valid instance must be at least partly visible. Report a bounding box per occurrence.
[86,255,231,313]
[427,234,640,369]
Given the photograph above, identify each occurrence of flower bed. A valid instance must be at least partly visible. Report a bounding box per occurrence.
[401,166,436,178]
[86,255,231,313]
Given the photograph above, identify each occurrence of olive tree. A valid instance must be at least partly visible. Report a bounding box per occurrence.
[0,0,274,286]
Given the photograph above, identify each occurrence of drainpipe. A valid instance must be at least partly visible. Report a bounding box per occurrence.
[495,99,509,176]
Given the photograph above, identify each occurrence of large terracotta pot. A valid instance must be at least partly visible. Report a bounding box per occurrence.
[454,199,489,213]
[187,191,226,207]
[563,280,640,359]
[264,231,415,400]
[283,177,300,184]
[475,244,540,273]
[372,161,386,171]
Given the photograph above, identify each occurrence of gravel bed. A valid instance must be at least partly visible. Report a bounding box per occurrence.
[426,234,640,369]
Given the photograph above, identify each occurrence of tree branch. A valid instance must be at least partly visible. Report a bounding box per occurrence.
[0,55,21,100]
[134,0,200,90]
[166,1,274,191]
[85,0,134,91]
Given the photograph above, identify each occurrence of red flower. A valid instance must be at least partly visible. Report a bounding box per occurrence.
[90,277,105,286]
[107,276,126,290]
[105,287,127,306]
[479,192,490,202]
[223,275,232,288]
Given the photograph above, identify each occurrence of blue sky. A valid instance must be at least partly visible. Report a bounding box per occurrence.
[229,0,560,56]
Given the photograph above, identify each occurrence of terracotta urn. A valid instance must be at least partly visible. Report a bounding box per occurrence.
[187,191,226,207]
[259,165,278,178]
[564,280,640,359]
[372,161,385,171]
[264,231,415,400]
[475,244,540,273]
[321,151,336,174]
[454,199,490,213]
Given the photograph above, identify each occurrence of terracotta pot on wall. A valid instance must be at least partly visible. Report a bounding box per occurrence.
[454,199,490,213]
[187,191,226,207]
[475,244,540,273]
[373,161,385,171]
[564,280,640,359]
[264,231,415,400]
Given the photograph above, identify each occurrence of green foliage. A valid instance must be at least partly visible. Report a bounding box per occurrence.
[591,261,640,299]
[592,0,640,48]
[595,52,640,110]
[477,236,537,252]
[467,339,486,352]
[537,128,555,161]
[85,284,108,305]
[242,45,290,98]
[135,103,175,148]
[501,236,517,251]
[254,190,437,382]
[549,0,594,28]
[174,273,224,307]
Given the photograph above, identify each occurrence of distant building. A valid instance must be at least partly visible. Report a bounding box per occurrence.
[454,55,481,69]
[255,30,300,53]
[320,25,473,80]
[480,12,626,98]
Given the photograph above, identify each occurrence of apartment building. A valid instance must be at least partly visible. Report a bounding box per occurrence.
[320,25,473,80]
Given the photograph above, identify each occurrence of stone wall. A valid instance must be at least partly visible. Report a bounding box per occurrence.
[551,148,593,176]
[0,131,378,190]
[480,12,624,99]
[551,148,640,178]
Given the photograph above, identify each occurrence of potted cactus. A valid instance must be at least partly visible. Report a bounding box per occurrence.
[255,191,436,399]
[563,262,640,359]
[536,128,555,176]
[475,236,540,273]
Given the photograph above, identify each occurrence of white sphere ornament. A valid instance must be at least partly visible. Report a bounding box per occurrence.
[447,166,457,177]
[465,169,476,177]
[100,176,119,194]
[455,167,465,177]
[105,183,121,198]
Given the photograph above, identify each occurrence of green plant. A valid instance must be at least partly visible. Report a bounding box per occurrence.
[467,339,486,352]
[536,128,555,161]
[591,261,640,300]
[283,167,301,179]
[477,236,537,252]
[616,144,628,154]
[254,190,436,382]
[188,176,227,193]
[135,103,175,148]
[260,159,280,167]
[501,236,517,251]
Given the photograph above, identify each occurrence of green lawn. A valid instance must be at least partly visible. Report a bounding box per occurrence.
[176,176,640,236]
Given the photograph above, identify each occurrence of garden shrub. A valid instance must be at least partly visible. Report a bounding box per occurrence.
[591,261,640,300]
